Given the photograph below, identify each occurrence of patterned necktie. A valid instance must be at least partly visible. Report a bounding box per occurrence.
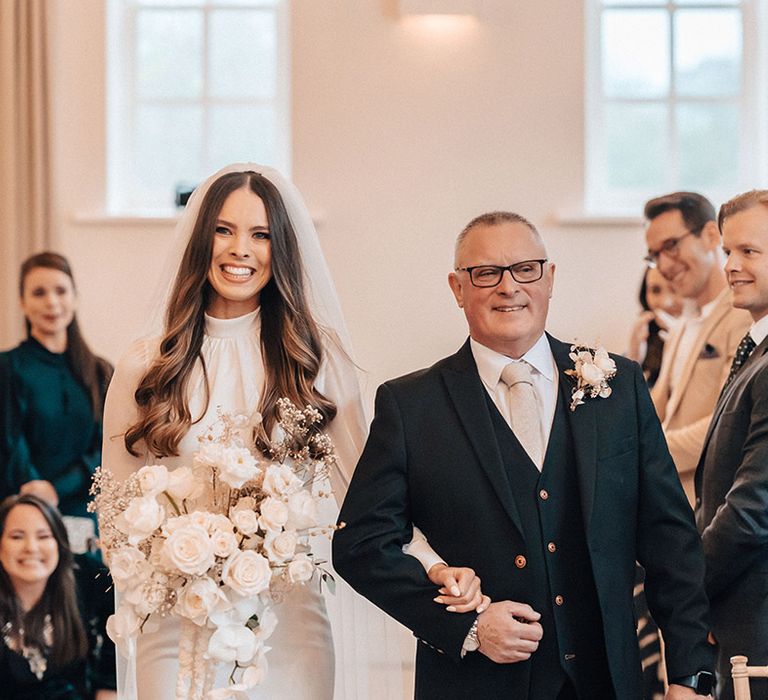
[725,332,756,387]
[500,362,543,467]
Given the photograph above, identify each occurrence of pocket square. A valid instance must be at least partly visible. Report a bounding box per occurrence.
[699,343,720,359]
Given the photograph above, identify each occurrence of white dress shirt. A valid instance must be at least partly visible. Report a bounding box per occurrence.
[750,313,768,346]
[669,296,720,391]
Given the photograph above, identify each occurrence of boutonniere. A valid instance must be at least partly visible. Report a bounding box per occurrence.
[564,344,617,411]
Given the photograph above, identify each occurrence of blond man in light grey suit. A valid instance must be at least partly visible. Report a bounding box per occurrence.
[645,192,751,505]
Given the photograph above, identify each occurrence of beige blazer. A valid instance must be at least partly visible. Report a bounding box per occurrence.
[651,287,751,505]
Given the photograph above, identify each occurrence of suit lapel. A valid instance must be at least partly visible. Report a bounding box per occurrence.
[549,336,598,531]
[664,289,732,425]
[440,341,525,536]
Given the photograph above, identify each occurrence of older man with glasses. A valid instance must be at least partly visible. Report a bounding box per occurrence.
[644,192,750,506]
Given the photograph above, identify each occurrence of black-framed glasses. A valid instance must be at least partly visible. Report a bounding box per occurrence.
[455,259,548,287]
[644,228,702,268]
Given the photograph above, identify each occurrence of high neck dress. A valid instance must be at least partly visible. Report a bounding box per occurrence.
[101,309,367,700]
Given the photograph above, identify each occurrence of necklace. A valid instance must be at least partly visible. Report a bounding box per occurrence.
[2,614,53,680]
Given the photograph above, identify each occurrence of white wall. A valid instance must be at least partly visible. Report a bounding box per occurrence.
[40,0,647,407]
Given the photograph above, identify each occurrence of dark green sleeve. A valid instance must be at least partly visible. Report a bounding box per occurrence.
[0,352,42,499]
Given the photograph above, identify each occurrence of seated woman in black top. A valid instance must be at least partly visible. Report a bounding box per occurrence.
[0,494,116,699]
[0,252,112,546]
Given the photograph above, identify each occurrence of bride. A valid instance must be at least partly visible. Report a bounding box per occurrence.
[102,164,485,699]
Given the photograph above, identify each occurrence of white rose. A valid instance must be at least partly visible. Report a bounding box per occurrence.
[117,496,164,546]
[194,441,225,469]
[174,578,231,626]
[579,362,604,386]
[207,624,259,665]
[263,530,297,564]
[218,446,261,489]
[208,513,234,534]
[107,546,151,591]
[222,550,272,597]
[262,464,302,497]
[258,497,288,532]
[165,466,203,502]
[593,348,616,375]
[230,499,260,536]
[286,491,318,530]
[137,464,169,497]
[161,524,215,575]
[287,554,314,584]
[211,528,239,558]
[106,605,142,656]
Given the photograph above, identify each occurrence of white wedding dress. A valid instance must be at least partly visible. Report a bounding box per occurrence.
[102,309,367,700]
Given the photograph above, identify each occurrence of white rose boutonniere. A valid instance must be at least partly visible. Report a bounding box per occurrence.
[565,344,617,411]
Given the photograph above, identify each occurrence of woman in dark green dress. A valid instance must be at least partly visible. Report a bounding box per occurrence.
[0,253,112,537]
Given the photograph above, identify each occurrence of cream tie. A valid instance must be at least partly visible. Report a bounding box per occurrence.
[501,361,543,468]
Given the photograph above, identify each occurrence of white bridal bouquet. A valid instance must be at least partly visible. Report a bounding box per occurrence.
[90,400,339,700]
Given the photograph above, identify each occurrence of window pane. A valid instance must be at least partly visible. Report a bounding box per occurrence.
[208,106,277,170]
[676,103,739,191]
[676,0,738,5]
[674,9,741,96]
[602,10,669,98]
[209,10,276,99]
[605,103,668,188]
[137,9,203,98]
[135,105,204,207]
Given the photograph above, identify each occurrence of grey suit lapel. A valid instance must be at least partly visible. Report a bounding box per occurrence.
[440,342,525,537]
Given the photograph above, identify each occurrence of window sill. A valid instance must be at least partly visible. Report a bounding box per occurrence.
[552,212,643,228]
[72,211,181,226]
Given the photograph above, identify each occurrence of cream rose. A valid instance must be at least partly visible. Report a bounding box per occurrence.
[161,524,215,575]
[108,546,151,591]
[287,554,314,584]
[218,446,261,489]
[211,528,239,558]
[174,578,231,626]
[222,550,272,597]
[137,464,169,496]
[165,466,203,502]
[579,361,604,385]
[258,497,289,532]
[117,496,164,546]
[593,348,617,375]
[286,491,318,530]
[262,464,302,498]
[230,498,260,536]
[263,530,298,564]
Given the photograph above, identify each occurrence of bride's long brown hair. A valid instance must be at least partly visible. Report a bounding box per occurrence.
[125,171,336,458]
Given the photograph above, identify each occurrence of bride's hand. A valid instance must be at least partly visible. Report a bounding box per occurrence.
[428,563,490,613]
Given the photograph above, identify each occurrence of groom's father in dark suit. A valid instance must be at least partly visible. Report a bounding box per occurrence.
[333,212,714,699]
[695,190,768,699]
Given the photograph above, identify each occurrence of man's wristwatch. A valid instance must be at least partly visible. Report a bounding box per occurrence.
[463,618,480,653]
[669,671,714,695]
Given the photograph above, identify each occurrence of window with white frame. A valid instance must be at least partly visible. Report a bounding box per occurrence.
[107,0,290,214]
[585,0,768,216]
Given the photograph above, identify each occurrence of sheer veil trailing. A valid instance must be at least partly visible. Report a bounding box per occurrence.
[138,162,410,698]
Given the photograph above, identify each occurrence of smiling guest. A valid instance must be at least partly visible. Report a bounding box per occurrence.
[0,253,113,539]
[644,193,750,505]
[0,493,116,699]
[334,211,714,699]
[694,190,768,699]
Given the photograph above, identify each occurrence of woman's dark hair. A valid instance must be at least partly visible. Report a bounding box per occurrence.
[125,170,336,457]
[20,252,113,417]
[0,494,88,668]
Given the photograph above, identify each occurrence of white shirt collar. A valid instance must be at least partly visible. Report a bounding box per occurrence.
[470,333,555,388]
[750,313,768,346]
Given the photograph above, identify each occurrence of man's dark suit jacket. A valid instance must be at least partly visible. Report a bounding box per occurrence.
[695,333,768,699]
[333,335,713,699]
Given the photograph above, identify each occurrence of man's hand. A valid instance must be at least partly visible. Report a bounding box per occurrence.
[428,563,490,613]
[665,685,711,700]
[475,600,543,664]
[20,480,59,506]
